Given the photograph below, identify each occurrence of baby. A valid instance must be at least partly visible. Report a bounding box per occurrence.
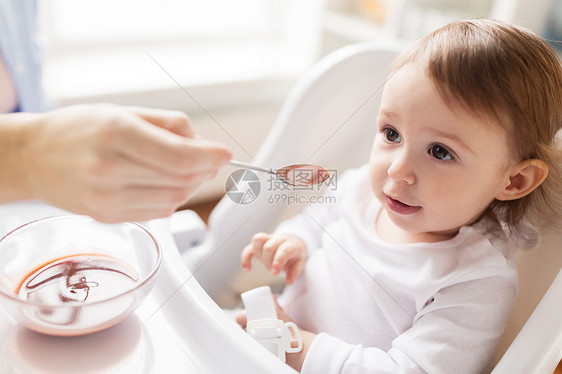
[239,19,562,373]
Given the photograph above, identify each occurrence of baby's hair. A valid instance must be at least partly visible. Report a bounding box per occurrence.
[390,19,562,234]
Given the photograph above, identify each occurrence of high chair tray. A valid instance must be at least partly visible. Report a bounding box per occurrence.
[0,201,295,373]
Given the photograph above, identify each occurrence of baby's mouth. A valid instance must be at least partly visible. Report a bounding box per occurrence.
[385,195,421,215]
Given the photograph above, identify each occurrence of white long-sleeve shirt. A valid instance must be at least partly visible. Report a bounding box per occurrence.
[275,165,518,374]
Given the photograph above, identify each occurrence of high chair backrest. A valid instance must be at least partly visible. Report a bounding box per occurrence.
[183,42,562,372]
[492,232,562,372]
[184,42,403,305]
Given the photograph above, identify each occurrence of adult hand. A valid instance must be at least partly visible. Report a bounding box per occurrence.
[1,104,231,222]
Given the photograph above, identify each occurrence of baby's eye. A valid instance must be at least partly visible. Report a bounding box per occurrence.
[428,144,454,160]
[383,128,401,143]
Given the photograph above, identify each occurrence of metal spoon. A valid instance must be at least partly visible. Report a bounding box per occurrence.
[229,160,329,187]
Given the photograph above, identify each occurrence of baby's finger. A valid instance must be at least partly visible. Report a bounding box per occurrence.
[250,232,271,260]
[261,236,286,271]
[270,241,298,275]
[285,257,305,285]
[236,311,248,329]
[241,244,254,272]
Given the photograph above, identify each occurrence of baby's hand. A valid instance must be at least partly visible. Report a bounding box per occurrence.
[241,233,306,284]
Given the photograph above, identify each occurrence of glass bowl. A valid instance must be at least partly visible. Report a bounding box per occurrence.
[0,215,161,336]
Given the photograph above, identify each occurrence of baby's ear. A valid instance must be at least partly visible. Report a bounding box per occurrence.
[496,159,548,201]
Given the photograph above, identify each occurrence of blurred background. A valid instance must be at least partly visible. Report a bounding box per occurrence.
[36,0,562,206]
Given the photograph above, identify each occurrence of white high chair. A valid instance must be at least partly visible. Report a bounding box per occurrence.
[179,42,562,373]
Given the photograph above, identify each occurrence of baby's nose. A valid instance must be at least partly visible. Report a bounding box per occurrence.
[387,152,416,185]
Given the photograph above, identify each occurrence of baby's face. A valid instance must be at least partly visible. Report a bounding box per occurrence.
[369,61,514,243]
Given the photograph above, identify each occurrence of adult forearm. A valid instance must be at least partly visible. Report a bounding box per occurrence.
[0,112,39,202]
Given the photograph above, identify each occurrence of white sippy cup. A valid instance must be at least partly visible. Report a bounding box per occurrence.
[241,286,302,362]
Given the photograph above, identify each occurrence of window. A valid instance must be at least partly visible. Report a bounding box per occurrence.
[38,0,322,105]
[41,0,276,48]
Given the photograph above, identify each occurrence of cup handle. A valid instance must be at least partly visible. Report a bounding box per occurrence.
[284,322,303,353]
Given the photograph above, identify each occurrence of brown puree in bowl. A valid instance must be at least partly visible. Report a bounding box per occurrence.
[16,254,140,305]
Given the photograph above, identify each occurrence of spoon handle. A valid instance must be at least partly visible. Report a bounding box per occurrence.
[229,160,274,174]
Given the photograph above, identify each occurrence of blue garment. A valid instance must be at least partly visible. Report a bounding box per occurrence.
[0,0,47,112]
[543,1,562,53]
